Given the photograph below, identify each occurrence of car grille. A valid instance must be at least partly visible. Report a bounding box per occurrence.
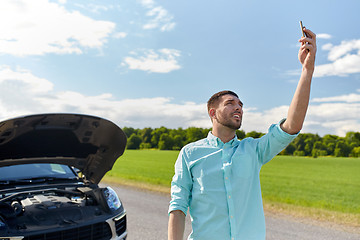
[114,214,126,236]
[22,222,112,240]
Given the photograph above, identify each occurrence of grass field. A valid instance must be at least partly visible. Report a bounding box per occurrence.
[103,150,360,226]
[104,150,178,188]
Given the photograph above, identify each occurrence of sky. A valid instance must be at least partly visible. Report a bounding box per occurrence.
[0,0,359,137]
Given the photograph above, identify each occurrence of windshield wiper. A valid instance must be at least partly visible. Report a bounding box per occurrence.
[0,176,78,184]
[0,180,10,185]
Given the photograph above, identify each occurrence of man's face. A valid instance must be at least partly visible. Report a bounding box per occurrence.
[212,94,243,130]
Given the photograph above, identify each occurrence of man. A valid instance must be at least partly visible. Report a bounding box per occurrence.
[168,27,316,240]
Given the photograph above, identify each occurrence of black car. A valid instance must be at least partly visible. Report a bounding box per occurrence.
[0,113,127,240]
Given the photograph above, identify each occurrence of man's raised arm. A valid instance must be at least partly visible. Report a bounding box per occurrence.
[281,28,317,135]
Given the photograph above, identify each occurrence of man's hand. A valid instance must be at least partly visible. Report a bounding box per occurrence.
[298,28,317,72]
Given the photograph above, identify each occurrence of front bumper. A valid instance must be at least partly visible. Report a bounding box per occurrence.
[0,212,127,240]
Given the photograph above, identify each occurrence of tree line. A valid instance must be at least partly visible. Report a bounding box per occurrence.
[123,127,360,157]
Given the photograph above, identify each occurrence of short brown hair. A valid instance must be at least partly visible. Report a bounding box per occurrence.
[207,90,240,111]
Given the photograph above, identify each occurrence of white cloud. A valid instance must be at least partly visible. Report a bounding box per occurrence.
[139,0,155,8]
[304,102,360,136]
[317,33,332,39]
[306,92,360,135]
[122,48,181,73]
[323,39,360,61]
[312,92,360,103]
[140,0,175,31]
[0,0,115,56]
[0,66,358,137]
[74,3,112,14]
[113,32,127,39]
[242,105,297,134]
[0,66,205,129]
[232,92,360,136]
[0,66,53,93]
[314,39,360,77]
[0,66,55,117]
[241,100,360,136]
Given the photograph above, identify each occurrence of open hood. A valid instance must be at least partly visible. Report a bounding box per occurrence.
[0,114,127,184]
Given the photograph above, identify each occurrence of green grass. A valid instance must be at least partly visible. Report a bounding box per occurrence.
[260,156,360,214]
[105,149,177,188]
[104,150,360,225]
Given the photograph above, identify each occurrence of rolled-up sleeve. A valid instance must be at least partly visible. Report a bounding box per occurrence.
[168,147,192,216]
[257,118,299,165]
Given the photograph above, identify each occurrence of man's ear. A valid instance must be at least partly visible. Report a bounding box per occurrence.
[209,108,216,119]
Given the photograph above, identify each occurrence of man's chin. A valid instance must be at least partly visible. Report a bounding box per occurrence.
[226,123,242,130]
[233,125,241,130]
[216,118,242,130]
[232,120,242,130]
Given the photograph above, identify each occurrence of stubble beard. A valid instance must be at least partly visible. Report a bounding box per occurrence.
[215,114,242,130]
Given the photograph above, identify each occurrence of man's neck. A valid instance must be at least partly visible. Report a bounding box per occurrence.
[212,127,236,143]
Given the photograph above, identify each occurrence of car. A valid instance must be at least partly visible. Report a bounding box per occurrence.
[0,113,127,240]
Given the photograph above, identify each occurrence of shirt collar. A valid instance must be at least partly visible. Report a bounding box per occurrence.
[207,131,239,148]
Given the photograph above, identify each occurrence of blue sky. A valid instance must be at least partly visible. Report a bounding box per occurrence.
[0,0,359,136]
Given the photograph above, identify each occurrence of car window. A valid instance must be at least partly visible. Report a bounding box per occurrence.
[0,163,76,181]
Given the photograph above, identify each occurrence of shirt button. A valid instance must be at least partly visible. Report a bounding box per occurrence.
[230,215,233,218]
[225,177,228,180]
[228,195,231,199]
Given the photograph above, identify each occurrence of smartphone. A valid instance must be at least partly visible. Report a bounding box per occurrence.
[299,21,307,37]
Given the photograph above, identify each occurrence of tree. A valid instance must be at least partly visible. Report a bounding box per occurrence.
[322,134,338,155]
[345,132,360,144]
[326,142,336,156]
[351,146,360,157]
[312,141,327,158]
[293,135,305,154]
[127,133,142,149]
[303,133,320,156]
[139,127,153,144]
[323,134,338,144]
[139,142,152,149]
[236,130,246,140]
[158,133,174,150]
[280,143,296,155]
[293,150,305,156]
[122,127,137,138]
[120,126,358,156]
[245,131,264,139]
[172,135,184,150]
[186,127,206,144]
[334,140,351,157]
[151,127,168,148]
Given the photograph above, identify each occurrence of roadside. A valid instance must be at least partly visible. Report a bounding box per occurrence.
[103,177,360,234]
[265,208,360,236]
[105,182,360,240]
[264,203,360,235]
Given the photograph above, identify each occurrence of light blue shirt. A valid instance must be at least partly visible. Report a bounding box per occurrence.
[169,119,298,240]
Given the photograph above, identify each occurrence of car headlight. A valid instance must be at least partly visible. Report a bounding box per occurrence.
[103,187,121,211]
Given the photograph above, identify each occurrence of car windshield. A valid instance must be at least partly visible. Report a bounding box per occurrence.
[0,163,77,181]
